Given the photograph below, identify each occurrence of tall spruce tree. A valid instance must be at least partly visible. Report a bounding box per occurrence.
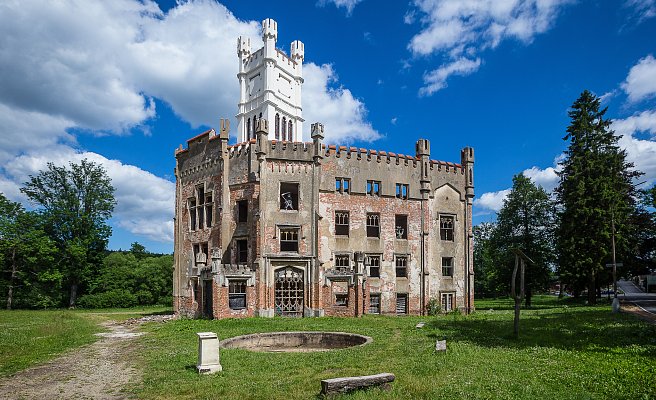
[489,174,556,307]
[556,90,641,304]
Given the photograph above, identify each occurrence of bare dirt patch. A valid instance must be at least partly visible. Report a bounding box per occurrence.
[0,315,171,400]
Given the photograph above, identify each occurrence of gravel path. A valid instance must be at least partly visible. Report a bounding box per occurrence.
[0,318,155,400]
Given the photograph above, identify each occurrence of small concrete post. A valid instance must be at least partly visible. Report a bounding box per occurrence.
[197,332,222,374]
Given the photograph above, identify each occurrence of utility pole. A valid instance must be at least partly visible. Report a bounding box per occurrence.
[611,211,620,313]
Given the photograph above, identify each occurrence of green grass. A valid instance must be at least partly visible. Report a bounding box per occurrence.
[0,310,100,377]
[136,296,656,400]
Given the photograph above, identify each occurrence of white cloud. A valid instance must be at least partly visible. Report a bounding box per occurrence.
[407,0,571,94]
[303,63,382,143]
[522,165,560,192]
[474,189,511,213]
[419,57,481,96]
[0,0,381,243]
[625,0,656,22]
[612,110,656,186]
[621,55,656,103]
[317,0,363,15]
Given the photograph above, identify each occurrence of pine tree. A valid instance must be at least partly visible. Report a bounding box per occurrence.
[556,90,641,304]
[489,174,556,307]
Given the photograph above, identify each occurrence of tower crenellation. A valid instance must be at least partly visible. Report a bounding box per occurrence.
[262,18,278,42]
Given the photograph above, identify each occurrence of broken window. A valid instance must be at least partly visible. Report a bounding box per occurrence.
[396,256,407,278]
[193,243,209,267]
[334,254,350,273]
[366,213,380,238]
[440,215,454,241]
[197,186,205,229]
[335,293,348,306]
[237,200,248,223]
[442,257,454,277]
[189,198,197,231]
[441,292,454,312]
[229,280,247,309]
[205,193,213,228]
[280,228,299,252]
[396,183,408,199]
[367,255,380,277]
[366,180,381,196]
[236,239,248,264]
[280,182,299,210]
[395,215,408,239]
[335,211,349,236]
[396,293,408,315]
[335,177,350,194]
[369,294,381,314]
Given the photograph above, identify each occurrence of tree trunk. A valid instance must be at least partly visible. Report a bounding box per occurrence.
[69,283,78,309]
[587,270,596,305]
[6,247,16,310]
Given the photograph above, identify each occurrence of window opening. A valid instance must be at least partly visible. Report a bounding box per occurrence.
[441,292,455,312]
[236,239,248,264]
[205,194,213,228]
[366,180,381,196]
[396,183,409,199]
[229,280,247,309]
[237,200,248,223]
[395,215,407,239]
[369,294,381,314]
[288,120,293,140]
[189,198,197,231]
[334,254,350,273]
[282,116,287,140]
[335,293,348,306]
[194,243,208,267]
[442,257,454,277]
[275,113,280,140]
[396,256,407,278]
[247,118,251,140]
[197,186,205,230]
[396,293,408,315]
[280,228,299,252]
[440,215,454,241]
[280,182,299,210]
[366,213,380,238]
[335,178,350,194]
[367,255,380,277]
[335,211,349,236]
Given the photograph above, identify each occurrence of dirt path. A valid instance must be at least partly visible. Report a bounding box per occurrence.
[0,320,145,400]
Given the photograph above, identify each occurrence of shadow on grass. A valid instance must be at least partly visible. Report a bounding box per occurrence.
[427,307,656,356]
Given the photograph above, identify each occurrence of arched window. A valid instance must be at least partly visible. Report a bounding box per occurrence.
[275,113,280,140]
[282,117,287,141]
[247,118,251,140]
[288,120,293,141]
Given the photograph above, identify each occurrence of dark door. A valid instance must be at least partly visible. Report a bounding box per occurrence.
[274,267,304,317]
[203,280,213,318]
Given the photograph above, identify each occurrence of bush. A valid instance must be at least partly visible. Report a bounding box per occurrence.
[78,289,138,308]
[426,297,441,316]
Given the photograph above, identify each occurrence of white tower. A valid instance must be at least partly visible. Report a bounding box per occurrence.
[236,18,305,143]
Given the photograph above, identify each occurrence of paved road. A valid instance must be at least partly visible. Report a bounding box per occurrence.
[618,279,656,316]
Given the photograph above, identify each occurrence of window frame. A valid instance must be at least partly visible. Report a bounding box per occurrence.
[441,292,455,312]
[280,182,299,211]
[440,215,455,241]
[366,213,380,238]
[395,214,408,240]
[237,200,248,223]
[279,227,300,253]
[442,257,454,277]
[369,293,381,314]
[334,293,348,307]
[395,183,409,199]
[395,255,408,278]
[236,239,248,264]
[335,177,350,194]
[366,254,381,278]
[334,254,350,273]
[334,210,350,236]
[228,280,247,310]
[396,293,408,315]
[366,180,381,196]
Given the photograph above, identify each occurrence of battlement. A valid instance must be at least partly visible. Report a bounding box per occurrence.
[291,40,304,62]
[237,36,251,58]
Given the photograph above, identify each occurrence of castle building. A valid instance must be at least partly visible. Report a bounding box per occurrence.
[173,19,475,319]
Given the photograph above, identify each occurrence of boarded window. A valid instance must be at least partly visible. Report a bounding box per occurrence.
[229,280,247,309]
[396,293,408,315]
[441,292,454,312]
[396,256,407,278]
[280,182,299,210]
[236,239,248,263]
[369,294,381,314]
[440,215,454,241]
[395,215,407,239]
[367,255,380,277]
[237,200,248,223]
[366,180,381,196]
[280,228,299,252]
[442,257,454,277]
[335,211,349,236]
[366,213,380,238]
[396,183,408,199]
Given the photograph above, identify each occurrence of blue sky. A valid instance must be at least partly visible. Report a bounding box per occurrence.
[1,0,655,254]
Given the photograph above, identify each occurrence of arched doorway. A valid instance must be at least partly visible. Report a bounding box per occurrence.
[274,267,304,317]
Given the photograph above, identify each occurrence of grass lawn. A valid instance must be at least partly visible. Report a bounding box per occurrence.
[0,305,172,377]
[136,296,656,400]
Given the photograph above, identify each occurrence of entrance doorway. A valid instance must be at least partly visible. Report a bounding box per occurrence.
[274,267,304,317]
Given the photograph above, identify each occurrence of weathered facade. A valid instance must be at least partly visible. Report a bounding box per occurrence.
[173,19,474,319]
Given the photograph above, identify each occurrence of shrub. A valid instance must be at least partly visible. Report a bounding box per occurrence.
[78,289,138,308]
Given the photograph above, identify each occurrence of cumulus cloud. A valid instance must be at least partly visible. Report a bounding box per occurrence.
[407,0,571,94]
[317,0,363,15]
[621,55,656,103]
[613,110,656,186]
[0,0,381,243]
[304,63,382,143]
[474,189,511,213]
